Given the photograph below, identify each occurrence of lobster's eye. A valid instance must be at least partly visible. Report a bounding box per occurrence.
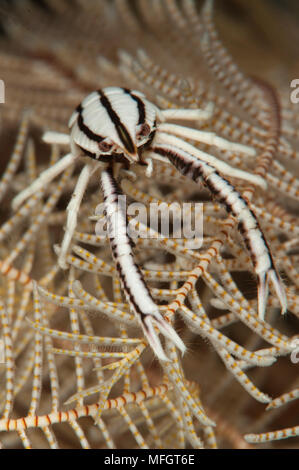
[98,141,113,153]
[138,123,151,138]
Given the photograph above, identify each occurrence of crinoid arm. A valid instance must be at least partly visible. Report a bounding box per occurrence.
[100,165,186,361]
[151,142,287,320]
[12,152,76,211]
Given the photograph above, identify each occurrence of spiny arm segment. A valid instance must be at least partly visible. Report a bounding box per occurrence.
[151,143,287,320]
[100,165,186,361]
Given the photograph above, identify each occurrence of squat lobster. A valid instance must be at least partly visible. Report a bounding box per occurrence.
[12,87,287,362]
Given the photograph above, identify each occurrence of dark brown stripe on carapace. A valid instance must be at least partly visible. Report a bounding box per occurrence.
[79,146,130,167]
[123,88,146,125]
[76,104,105,143]
[97,89,136,154]
[78,146,98,160]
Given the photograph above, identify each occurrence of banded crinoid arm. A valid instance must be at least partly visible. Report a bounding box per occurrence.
[11,152,77,211]
[151,143,287,321]
[100,165,186,362]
